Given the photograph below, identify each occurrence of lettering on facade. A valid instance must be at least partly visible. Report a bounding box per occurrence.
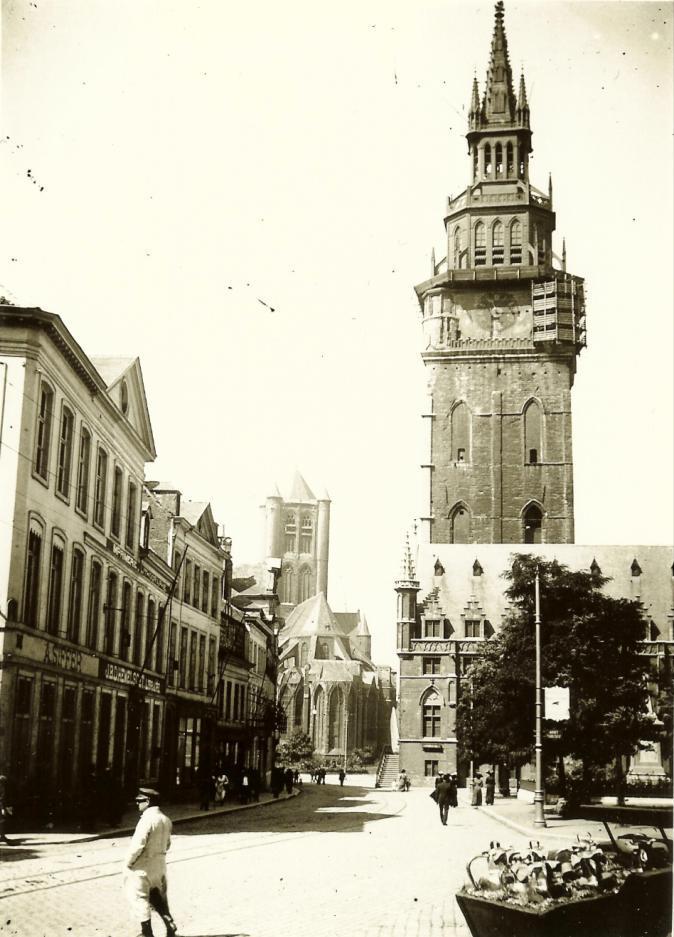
[99,660,164,694]
[43,642,83,673]
[110,540,139,571]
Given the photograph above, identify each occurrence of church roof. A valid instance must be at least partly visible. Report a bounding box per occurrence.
[281,592,341,639]
[286,471,316,503]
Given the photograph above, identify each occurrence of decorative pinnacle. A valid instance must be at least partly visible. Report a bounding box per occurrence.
[517,71,529,110]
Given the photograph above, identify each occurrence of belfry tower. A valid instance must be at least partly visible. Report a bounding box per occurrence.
[416,1,586,545]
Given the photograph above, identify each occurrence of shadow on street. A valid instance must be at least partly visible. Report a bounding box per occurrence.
[174,784,402,837]
[0,842,42,862]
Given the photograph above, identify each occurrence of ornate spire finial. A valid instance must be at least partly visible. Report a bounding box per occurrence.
[562,238,567,272]
[483,0,516,123]
[431,247,436,276]
[401,533,416,581]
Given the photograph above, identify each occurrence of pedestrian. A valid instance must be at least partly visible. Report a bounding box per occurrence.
[124,787,178,937]
[396,769,408,792]
[470,773,483,807]
[215,773,228,805]
[293,768,299,785]
[271,767,284,799]
[485,771,495,806]
[435,774,453,825]
[240,770,250,804]
[284,767,294,795]
[0,774,14,846]
[338,768,346,786]
[448,774,458,808]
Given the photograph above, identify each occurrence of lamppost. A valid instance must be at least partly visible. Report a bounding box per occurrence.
[343,693,349,772]
[534,567,547,828]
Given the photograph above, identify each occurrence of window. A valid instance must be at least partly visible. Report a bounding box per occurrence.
[285,513,297,553]
[126,481,137,550]
[537,231,546,265]
[111,466,123,539]
[423,694,442,737]
[76,428,91,514]
[474,222,486,265]
[66,547,84,642]
[13,677,33,780]
[210,576,219,617]
[105,572,118,656]
[36,681,57,774]
[492,221,504,265]
[94,448,108,529]
[225,681,232,720]
[167,620,177,686]
[451,402,470,462]
[424,619,441,638]
[465,619,481,638]
[523,504,543,544]
[193,565,200,609]
[24,527,43,627]
[299,566,312,603]
[207,636,216,696]
[506,141,514,176]
[300,515,313,553]
[510,220,522,264]
[34,381,54,480]
[495,142,503,176]
[198,634,206,693]
[450,503,471,544]
[189,631,197,690]
[423,657,440,675]
[86,560,102,649]
[454,226,463,268]
[282,566,294,604]
[484,143,492,177]
[425,760,440,778]
[46,541,65,636]
[179,627,188,689]
[133,591,144,665]
[120,581,132,660]
[56,406,74,498]
[183,559,192,604]
[201,571,209,613]
[120,380,129,416]
[524,400,542,464]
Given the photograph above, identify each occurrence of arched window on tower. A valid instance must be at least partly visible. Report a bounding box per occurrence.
[284,513,296,553]
[506,142,514,176]
[495,143,503,177]
[453,226,463,269]
[523,504,543,544]
[451,402,470,462]
[492,221,504,265]
[484,143,492,177]
[300,515,313,553]
[474,223,486,266]
[282,566,294,604]
[524,400,543,464]
[299,567,312,604]
[518,144,525,178]
[450,503,471,544]
[537,227,546,265]
[472,146,478,181]
[510,220,522,264]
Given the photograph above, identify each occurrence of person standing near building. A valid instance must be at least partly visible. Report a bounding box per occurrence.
[338,768,346,786]
[124,788,178,937]
[470,773,483,807]
[484,771,495,806]
[435,774,453,826]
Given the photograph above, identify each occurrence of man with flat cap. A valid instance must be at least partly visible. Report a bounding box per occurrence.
[124,787,179,937]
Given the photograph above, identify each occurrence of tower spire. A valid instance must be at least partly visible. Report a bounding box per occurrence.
[483,0,516,124]
[517,70,530,127]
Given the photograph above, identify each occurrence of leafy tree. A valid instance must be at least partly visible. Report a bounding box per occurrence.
[456,554,658,797]
[275,729,314,767]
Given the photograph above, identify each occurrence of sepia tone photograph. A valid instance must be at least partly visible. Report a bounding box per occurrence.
[0,1,672,935]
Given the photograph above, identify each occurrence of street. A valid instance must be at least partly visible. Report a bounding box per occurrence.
[0,783,542,937]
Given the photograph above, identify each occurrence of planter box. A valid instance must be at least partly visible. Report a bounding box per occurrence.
[456,867,672,937]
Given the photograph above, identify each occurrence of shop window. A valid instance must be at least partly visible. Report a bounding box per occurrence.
[34,381,54,480]
[76,427,91,515]
[56,405,74,498]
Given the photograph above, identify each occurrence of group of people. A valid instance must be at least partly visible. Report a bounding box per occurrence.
[469,771,496,807]
[396,769,411,791]
[431,774,459,825]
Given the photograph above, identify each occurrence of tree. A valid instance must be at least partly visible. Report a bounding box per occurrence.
[275,729,314,768]
[456,553,658,796]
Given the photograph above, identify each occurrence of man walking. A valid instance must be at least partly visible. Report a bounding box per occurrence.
[436,774,453,826]
[124,787,178,937]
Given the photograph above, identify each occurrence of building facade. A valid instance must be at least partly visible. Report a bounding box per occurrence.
[0,304,166,810]
[262,472,330,614]
[415,1,586,546]
[396,543,674,785]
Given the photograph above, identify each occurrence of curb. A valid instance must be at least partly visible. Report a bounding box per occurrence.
[36,789,303,846]
[476,805,601,844]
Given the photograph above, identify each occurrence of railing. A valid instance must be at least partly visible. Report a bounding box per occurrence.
[375,746,393,789]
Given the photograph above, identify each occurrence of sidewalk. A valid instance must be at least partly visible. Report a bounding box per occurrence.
[478,795,673,846]
[4,788,301,848]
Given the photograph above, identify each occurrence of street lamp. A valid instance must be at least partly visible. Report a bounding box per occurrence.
[343,694,349,772]
[534,567,547,828]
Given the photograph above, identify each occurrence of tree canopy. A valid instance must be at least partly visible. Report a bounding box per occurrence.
[456,553,658,780]
[275,729,314,767]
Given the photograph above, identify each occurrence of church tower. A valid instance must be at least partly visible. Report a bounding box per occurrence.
[416,1,586,545]
[264,472,330,613]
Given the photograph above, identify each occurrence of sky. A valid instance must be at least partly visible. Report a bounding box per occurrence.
[2,0,672,666]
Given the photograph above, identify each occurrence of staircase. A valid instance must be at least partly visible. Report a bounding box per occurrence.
[375,749,400,789]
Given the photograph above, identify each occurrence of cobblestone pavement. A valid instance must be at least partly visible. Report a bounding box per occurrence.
[0,784,556,937]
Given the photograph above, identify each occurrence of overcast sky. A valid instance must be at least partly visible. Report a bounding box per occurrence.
[2,0,672,666]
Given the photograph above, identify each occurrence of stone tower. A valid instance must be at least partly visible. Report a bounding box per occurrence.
[264,472,330,611]
[416,1,586,545]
